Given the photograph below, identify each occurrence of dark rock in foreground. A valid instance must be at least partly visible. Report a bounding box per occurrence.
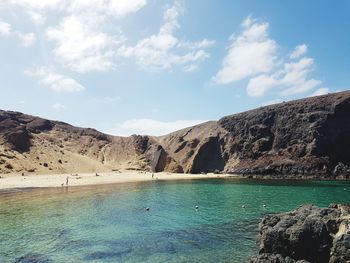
[249,204,350,263]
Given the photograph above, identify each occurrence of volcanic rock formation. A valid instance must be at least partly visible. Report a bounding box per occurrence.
[0,91,349,177]
[249,204,350,263]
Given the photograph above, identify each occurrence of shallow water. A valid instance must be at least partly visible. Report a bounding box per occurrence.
[0,179,350,263]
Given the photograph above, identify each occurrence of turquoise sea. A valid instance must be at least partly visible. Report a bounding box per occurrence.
[1,179,350,263]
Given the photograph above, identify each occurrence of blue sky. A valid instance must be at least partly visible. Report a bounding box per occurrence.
[0,0,349,135]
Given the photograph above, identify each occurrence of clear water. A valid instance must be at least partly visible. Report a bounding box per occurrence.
[1,179,350,263]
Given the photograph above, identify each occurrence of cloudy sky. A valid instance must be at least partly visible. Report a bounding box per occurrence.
[0,0,349,136]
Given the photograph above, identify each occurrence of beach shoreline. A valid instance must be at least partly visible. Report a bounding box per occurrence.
[0,171,233,192]
[1,172,347,195]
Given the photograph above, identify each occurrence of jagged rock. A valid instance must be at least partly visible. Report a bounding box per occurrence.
[132,135,150,154]
[153,91,350,177]
[187,136,225,173]
[78,128,108,141]
[248,253,310,263]
[333,163,350,178]
[150,145,167,172]
[220,91,350,177]
[249,204,350,263]
[0,118,32,151]
[146,144,183,173]
[26,118,53,133]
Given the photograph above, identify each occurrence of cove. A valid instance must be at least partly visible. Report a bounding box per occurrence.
[1,179,350,263]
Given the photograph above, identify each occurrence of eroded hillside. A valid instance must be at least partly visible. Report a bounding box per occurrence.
[0,91,349,178]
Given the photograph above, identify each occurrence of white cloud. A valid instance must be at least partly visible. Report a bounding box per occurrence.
[9,0,62,10]
[46,14,124,73]
[109,118,206,136]
[311,87,330,96]
[290,44,308,59]
[0,20,11,36]
[117,3,213,71]
[213,16,277,84]
[6,0,147,72]
[248,57,321,97]
[27,11,46,25]
[5,0,213,74]
[66,0,147,17]
[52,103,66,110]
[0,19,36,47]
[25,67,85,92]
[16,32,36,47]
[178,39,216,49]
[87,96,121,104]
[8,0,62,24]
[247,74,277,97]
[8,0,147,23]
[106,0,146,16]
[216,16,322,98]
[183,64,199,72]
[278,57,321,96]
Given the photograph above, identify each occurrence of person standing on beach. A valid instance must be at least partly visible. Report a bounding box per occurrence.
[66,176,69,186]
[152,173,154,179]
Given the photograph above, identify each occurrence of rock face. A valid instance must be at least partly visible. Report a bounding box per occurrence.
[0,91,349,176]
[249,204,350,263]
[219,91,350,177]
[158,91,350,177]
[187,136,225,173]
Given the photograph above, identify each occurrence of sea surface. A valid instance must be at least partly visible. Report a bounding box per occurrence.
[1,178,350,263]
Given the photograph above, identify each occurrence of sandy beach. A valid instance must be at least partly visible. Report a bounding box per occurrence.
[0,171,232,191]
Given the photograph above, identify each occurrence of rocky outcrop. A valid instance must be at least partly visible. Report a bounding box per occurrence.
[249,204,350,263]
[0,114,32,151]
[219,91,350,177]
[157,91,350,177]
[187,136,225,173]
[131,135,183,173]
[0,91,349,176]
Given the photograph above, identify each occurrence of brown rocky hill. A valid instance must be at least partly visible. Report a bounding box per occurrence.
[0,112,148,174]
[0,91,349,178]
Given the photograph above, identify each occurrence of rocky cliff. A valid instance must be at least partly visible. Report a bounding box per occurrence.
[159,91,350,178]
[249,204,350,263]
[0,91,349,177]
[218,91,350,177]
